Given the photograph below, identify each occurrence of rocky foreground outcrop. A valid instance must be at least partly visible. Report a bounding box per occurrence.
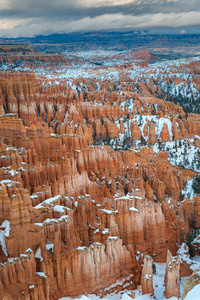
[182,270,200,300]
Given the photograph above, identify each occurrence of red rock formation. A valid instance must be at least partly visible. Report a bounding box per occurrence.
[131,121,141,140]
[141,255,154,295]
[160,123,170,142]
[0,57,199,300]
[177,243,194,277]
[182,270,200,300]
[164,250,180,299]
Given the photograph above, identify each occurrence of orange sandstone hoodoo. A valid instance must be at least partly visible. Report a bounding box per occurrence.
[0,62,199,299]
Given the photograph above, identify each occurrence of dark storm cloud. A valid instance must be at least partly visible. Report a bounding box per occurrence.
[0,0,199,37]
[0,0,198,19]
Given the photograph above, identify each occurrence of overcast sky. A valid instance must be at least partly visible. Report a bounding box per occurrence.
[0,0,200,37]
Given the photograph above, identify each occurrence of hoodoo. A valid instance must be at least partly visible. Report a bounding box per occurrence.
[0,41,200,300]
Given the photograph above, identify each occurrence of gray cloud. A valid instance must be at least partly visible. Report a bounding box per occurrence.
[0,0,199,37]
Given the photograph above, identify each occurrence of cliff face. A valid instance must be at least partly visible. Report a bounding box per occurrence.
[0,56,200,299]
[0,45,68,67]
